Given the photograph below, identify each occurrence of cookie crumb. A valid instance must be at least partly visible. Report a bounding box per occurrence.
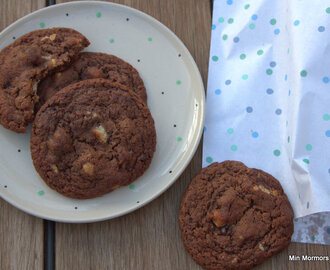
[111,185,121,190]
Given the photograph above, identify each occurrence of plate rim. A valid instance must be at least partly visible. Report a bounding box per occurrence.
[0,0,205,223]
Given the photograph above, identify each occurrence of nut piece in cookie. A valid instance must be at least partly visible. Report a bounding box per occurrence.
[0,28,90,133]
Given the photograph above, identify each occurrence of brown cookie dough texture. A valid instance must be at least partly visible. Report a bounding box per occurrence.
[0,28,90,133]
[30,79,156,199]
[179,161,294,270]
[36,52,147,111]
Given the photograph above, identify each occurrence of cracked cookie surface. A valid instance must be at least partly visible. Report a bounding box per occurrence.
[0,28,90,133]
[30,79,156,199]
[179,161,294,270]
[36,52,147,112]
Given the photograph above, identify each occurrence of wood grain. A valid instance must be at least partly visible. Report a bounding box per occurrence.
[0,1,45,270]
[53,1,328,270]
[0,199,44,270]
[0,0,44,31]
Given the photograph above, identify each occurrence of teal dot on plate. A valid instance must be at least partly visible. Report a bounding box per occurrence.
[176,80,181,85]
[303,158,310,164]
[96,12,102,18]
[274,28,280,35]
[177,137,182,142]
[37,190,44,196]
[129,184,135,190]
[212,55,219,62]
[148,37,152,41]
[288,136,290,143]
[206,156,213,163]
[273,149,281,156]
[228,18,234,24]
[244,4,250,9]
[270,18,277,25]
[227,128,234,134]
[252,131,259,138]
[306,144,312,151]
[326,130,330,137]
[326,7,330,13]
[40,22,45,28]
[223,34,228,40]
[312,235,316,242]
[109,38,115,43]
[215,89,221,95]
[231,145,238,151]
[242,74,248,80]
[240,54,246,60]
[323,76,329,83]
[249,23,256,30]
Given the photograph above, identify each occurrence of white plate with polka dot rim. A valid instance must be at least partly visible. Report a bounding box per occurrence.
[0,1,205,222]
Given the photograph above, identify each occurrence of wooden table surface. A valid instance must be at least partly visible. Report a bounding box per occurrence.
[0,0,329,269]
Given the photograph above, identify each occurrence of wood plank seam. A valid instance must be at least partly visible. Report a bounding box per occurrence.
[44,2,56,270]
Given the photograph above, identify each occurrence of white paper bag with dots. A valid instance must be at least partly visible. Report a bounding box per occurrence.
[203,0,330,245]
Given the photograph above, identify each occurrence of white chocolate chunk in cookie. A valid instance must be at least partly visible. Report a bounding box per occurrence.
[51,164,59,173]
[83,162,94,176]
[92,125,108,143]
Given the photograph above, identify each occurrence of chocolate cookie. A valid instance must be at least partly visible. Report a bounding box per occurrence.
[31,79,156,199]
[179,161,294,270]
[36,52,147,111]
[0,28,90,133]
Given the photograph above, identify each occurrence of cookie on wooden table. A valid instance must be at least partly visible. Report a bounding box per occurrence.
[31,79,156,199]
[36,52,147,111]
[0,28,90,133]
[179,161,294,270]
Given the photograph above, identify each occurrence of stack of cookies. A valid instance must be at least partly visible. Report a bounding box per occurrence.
[0,27,156,199]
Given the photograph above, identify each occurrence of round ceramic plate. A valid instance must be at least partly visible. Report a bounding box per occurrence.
[0,1,205,222]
